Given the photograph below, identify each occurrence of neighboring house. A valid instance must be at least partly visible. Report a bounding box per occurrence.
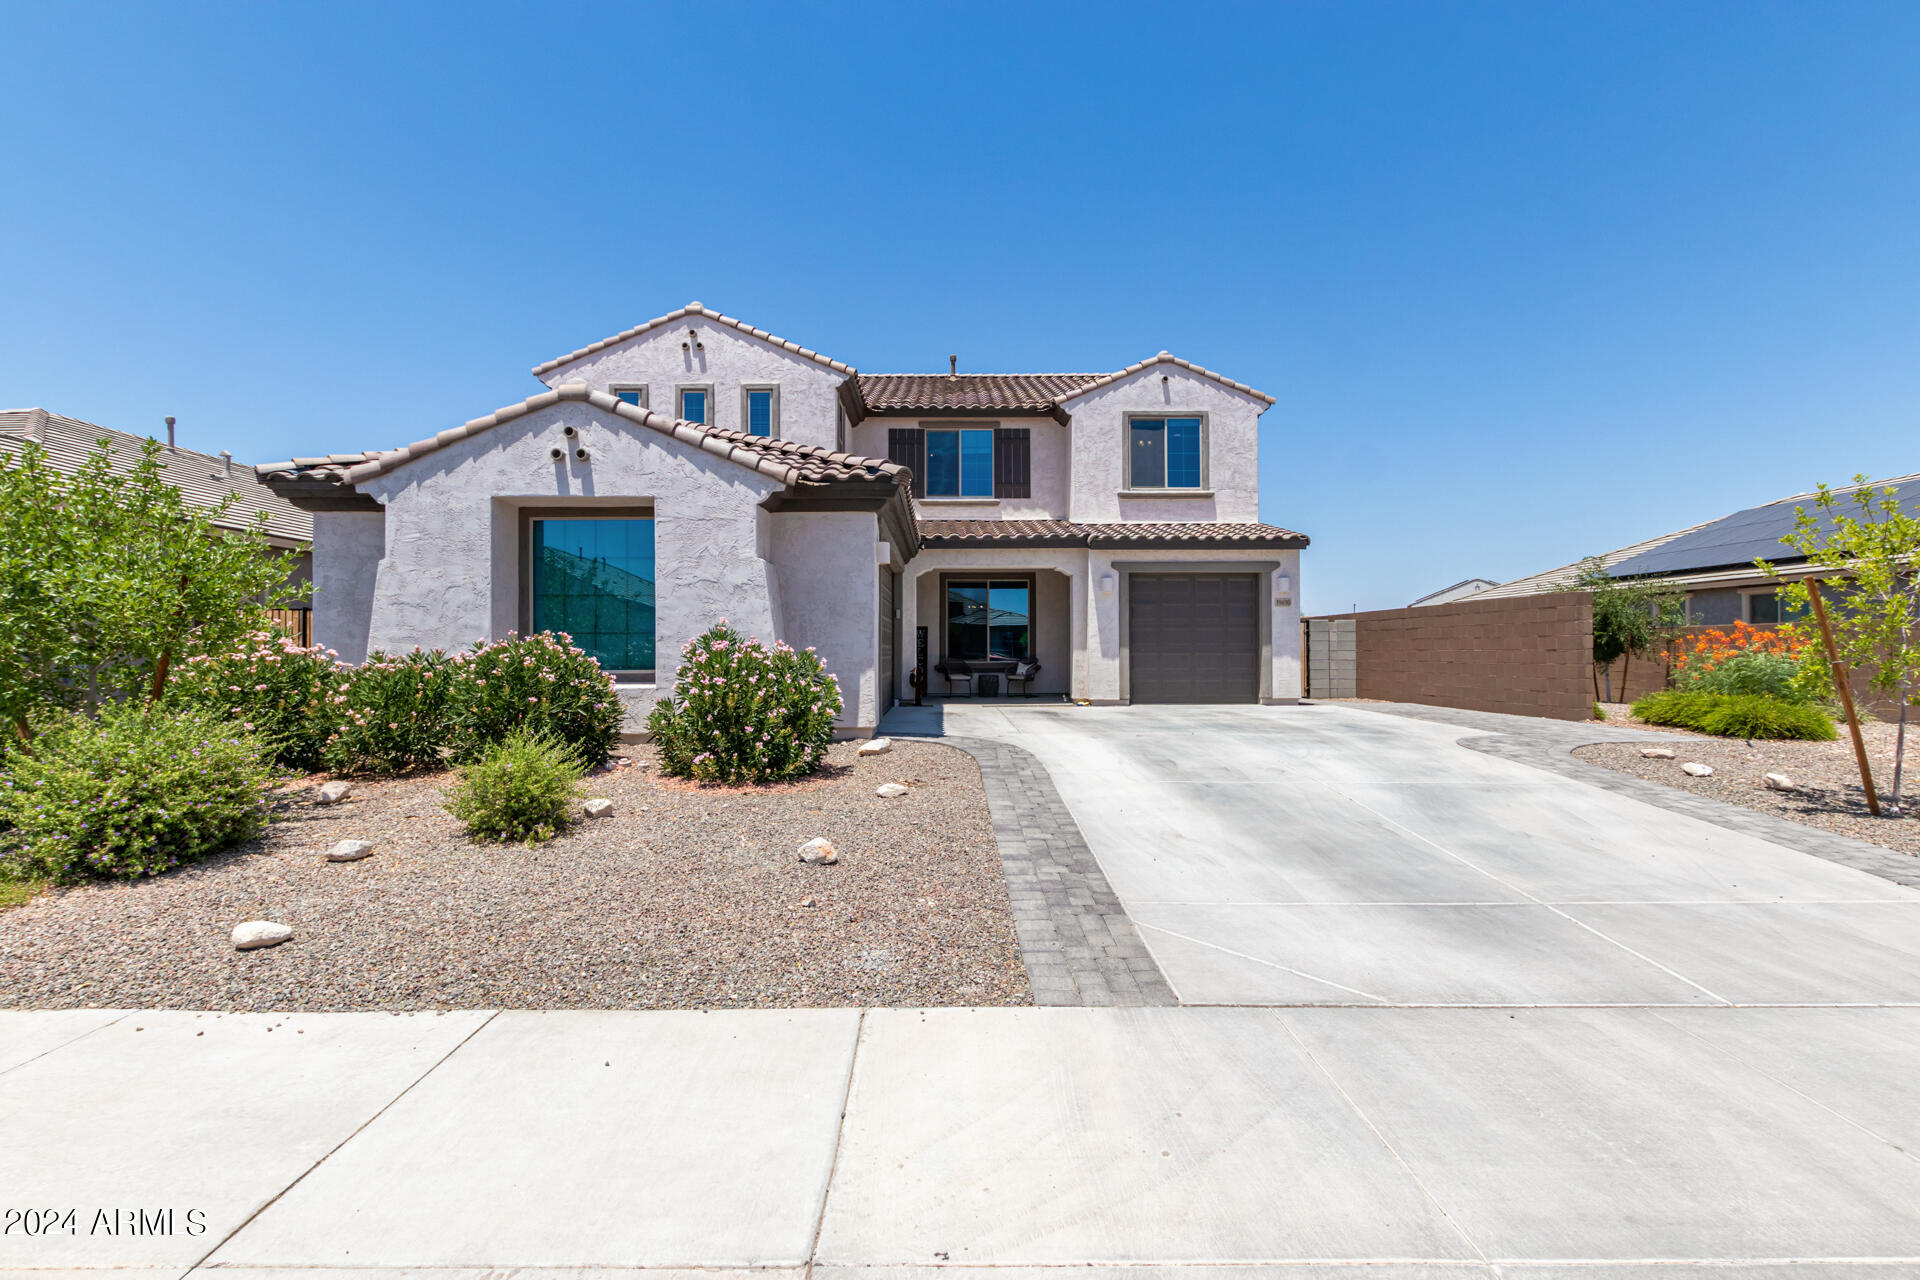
[0,408,314,631]
[1409,577,1499,607]
[260,303,1308,734]
[1476,472,1920,623]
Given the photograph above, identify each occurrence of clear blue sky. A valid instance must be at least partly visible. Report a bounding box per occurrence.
[4,2,1916,613]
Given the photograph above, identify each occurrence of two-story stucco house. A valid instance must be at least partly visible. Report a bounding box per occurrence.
[261,303,1309,734]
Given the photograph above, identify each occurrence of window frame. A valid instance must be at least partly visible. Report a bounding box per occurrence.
[922,423,998,499]
[740,384,780,438]
[610,385,648,409]
[1122,412,1210,492]
[939,572,1038,666]
[676,384,714,426]
[517,504,658,682]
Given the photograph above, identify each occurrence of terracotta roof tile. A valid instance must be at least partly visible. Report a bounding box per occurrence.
[258,385,904,493]
[919,519,1308,549]
[858,373,1106,413]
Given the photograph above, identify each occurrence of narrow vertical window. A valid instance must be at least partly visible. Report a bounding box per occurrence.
[1167,417,1202,488]
[678,388,708,424]
[746,388,775,437]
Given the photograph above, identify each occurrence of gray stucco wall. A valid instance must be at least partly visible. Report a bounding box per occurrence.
[771,512,882,729]
[1062,366,1264,523]
[849,415,1073,519]
[536,320,849,451]
[311,510,384,664]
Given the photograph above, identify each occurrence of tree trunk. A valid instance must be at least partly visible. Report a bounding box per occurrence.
[1619,651,1632,705]
[1592,664,1601,702]
[148,646,172,704]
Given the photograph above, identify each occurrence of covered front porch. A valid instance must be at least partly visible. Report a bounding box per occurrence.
[902,548,1088,701]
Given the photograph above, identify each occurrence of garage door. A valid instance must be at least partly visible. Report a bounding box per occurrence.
[1128,573,1260,704]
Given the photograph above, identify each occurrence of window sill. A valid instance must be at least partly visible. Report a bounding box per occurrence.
[1119,489,1214,499]
[610,676,656,690]
[920,497,1002,506]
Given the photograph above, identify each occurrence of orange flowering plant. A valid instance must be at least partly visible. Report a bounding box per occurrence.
[1667,620,1829,704]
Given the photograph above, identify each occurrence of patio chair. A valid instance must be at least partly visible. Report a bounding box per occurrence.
[1007,658,1042,697]
[934,658,975,697]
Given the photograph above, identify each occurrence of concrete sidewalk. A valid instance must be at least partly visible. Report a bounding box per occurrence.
[6,1005,1920,1275]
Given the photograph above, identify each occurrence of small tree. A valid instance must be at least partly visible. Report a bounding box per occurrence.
[1558,557,1687,703]
[1760,476,1920,815]
[0,436,305,739]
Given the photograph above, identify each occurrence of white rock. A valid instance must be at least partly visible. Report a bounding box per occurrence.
[582,798,614,819]
[232,921,293,951]
[799,837,839,865]
[800,896,817,908]
[1681,762,1715,777]
[316,781,352,805]
[1764,772,1797,792]
[858,738,892,756]
[1640,746,1677,760]
[325,839,375,862]
[875,783,910,799]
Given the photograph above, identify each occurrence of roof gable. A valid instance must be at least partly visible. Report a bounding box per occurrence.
[1054,351,1276,409]
[532,302,858,380]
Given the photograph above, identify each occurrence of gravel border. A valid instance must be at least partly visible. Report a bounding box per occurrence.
[0,739,1032,1011]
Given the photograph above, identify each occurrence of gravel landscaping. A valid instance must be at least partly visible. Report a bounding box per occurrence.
[1579,704,1920,858]
[0,738,1032,1011]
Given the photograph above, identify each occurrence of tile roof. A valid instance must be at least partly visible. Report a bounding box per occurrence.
[532,302,858,379]
[256,384,905,492]
[918,519,1309,549]
[1056,352,1277,408]
[858,373,1107,413]
[0,408,312,544]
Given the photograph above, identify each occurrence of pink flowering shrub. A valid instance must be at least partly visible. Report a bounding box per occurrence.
[647,623,842,784]
[0,704,275,881]
[324,648,459,776]
[167,628,340,771]
[449,633,625,768]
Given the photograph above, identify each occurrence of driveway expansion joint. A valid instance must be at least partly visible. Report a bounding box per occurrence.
[1356,701,1920,889]
[905,734,1178,1007]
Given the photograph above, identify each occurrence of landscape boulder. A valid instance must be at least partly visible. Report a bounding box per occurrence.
[875,783,910,799]
[316,781,352,805]
[324,839,375,862]
[233,921,293,951]
[858,738,892,757]
[1681,762,1715,777]
[1763,773,1797,792]
[583,798,615,819]
[1639,746,1677,760]
[799,837,839,865]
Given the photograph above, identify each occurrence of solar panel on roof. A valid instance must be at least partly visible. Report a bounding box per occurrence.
[1610,475,1920,578]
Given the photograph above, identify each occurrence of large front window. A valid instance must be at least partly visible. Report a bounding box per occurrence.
[946,579,1030,661]
[531,517,656,674]
[926,428,994,498]
[1129,416,1203,488]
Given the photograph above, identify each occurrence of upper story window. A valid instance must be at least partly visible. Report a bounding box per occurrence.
[612,387,646,408]
[744,387,777,437]
[926,427,994,498]
[1128,416,1204,489]
[678,386,710,425]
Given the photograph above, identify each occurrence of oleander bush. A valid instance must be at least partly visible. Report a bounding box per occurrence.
[443,729,585,844]
[1631,690,1837,741]
[323,648,460,775]
[647,623,842,784]
[0,704,277,882]
[168,628,341,771]
[450,633,625,768]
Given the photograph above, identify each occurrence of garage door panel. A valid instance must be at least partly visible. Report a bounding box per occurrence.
[1129,573,1259,704]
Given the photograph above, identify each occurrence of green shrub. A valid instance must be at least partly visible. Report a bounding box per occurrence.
[1593,701,1606,721]
[443,729,585,843]
[648,623,842,784]
[324,648,459,775]
[450,633,625,768]
[1676,649,1802,701]
[0,705,276,882]
[168,627,340,771]
[1631,690,1837,741]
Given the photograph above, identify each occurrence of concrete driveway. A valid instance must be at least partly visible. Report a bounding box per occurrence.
[886,701,1920,1006]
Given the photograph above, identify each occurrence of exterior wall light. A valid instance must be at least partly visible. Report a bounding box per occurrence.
[1274,573,1294,607]
[1098,572,1116,592]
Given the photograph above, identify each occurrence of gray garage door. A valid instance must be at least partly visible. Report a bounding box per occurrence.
[1128,573,1260,704]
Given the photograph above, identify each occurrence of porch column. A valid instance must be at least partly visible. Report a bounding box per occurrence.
[1067,557,1090,701]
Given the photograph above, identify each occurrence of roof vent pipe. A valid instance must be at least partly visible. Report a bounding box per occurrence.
[219,449,232,477]
[949,354,957,379]
[165,416,176,450]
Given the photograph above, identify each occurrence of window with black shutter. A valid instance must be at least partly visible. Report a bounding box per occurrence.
[888,427,925,498]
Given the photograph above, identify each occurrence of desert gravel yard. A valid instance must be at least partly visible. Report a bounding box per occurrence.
[0,739,1031,1011]
[1579,708,1919,858]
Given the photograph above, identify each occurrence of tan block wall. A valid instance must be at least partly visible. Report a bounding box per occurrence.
[1314,592,1595,722]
